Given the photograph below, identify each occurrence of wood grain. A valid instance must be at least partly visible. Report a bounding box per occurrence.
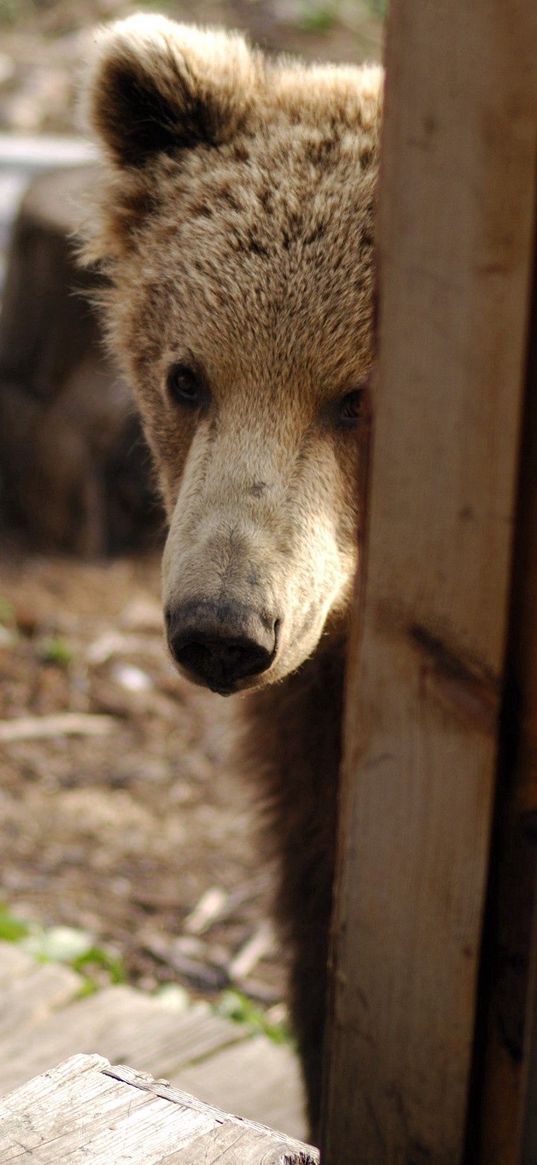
[0,1054,318,1164]
[323,1,537,1161]
[0,943,306,1140]
[476,213,537,1164]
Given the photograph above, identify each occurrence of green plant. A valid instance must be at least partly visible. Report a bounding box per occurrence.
[216,989,291,1045]
[0,907,31,942]
[39,636,73,667]
[367,0,388,16]
[0,910,126,993]
[0,597,15,626]
[297,0,339,32]
[0,0,34,25]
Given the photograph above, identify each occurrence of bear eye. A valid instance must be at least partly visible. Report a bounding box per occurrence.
[166,363,208,409]
[336,387,367,431]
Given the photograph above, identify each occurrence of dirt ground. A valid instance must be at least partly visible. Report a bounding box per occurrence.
[0,0,383,1012]
[0,538,284,1002]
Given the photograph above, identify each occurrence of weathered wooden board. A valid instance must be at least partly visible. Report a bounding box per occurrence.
[0,984,241,1093]
[519,271,537,1165]
[0,943,306,1139]
[0,955,80,1041]
[0,941,70,988]
[323,0,537,1162]
[475,225,537,1163]
[178,1031,306,1138]
[0,1054,318,1164]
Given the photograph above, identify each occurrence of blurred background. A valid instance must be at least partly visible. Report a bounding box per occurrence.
[0,0,383,1030]
[0,0,384,135]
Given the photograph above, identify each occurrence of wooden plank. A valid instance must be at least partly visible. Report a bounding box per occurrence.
[0,957,80,1041]
[178,1034,307,1140]
[323,1,537,1162]
[0,1056,216,1165]
[158,1124,277,1164]
[159,1124,311,1165]
[475,217,537,1162]
[0,940,53,986]
[0,1052,109,1110]
[0,983,248,1094]
[103,1063,315,1164]
[0,953,304,1136]
[0,1055,317,1164]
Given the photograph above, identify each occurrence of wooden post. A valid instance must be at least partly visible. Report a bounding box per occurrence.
[476,242,537,1164]
[519,274,537,1162]
[323,2,537,1162]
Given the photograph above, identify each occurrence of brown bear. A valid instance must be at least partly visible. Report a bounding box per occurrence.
[81,14,381,1139]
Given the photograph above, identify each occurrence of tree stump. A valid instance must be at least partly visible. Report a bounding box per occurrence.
[0,165,162,556]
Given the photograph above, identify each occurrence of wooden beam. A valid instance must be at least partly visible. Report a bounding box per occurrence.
[476,228,537,1165]
[323,2,537,1162]
[520,284,537,1157]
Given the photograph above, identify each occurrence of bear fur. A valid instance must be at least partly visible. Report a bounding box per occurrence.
[82,15,382,1139]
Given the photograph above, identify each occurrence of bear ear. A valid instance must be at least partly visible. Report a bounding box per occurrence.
[85,15,261,168]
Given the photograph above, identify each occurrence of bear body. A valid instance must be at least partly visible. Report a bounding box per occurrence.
[83,15,381,1137]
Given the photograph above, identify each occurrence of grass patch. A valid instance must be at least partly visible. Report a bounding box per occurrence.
[216,989,291,1046]
[0,909,288,1035]
[0,597,16,627]
[367,0,388,15]
[38,635,74,668]
[0,908,126,994]
[297,0,339,32]
[0,907,31,942]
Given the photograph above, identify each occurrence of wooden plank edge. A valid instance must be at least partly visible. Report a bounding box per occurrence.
[103,1062,317,1156]
[1,1055,319,1165]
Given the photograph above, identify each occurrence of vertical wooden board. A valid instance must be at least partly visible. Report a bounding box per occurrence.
[323,2,537,1163]
[478,232,537,1164]
[519,263,537,1164]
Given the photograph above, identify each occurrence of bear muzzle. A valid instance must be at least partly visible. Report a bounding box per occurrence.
[165,599,280,695]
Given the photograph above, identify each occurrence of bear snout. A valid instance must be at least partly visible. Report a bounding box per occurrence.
[166,599,280,695]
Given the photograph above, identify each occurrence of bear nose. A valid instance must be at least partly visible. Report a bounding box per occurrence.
[166,600,279,694]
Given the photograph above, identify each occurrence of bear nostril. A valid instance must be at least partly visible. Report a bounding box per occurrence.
[166,601,279,694]
[174,634,273,693]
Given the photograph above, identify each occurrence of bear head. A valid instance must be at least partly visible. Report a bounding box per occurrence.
[83,14,382,695]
